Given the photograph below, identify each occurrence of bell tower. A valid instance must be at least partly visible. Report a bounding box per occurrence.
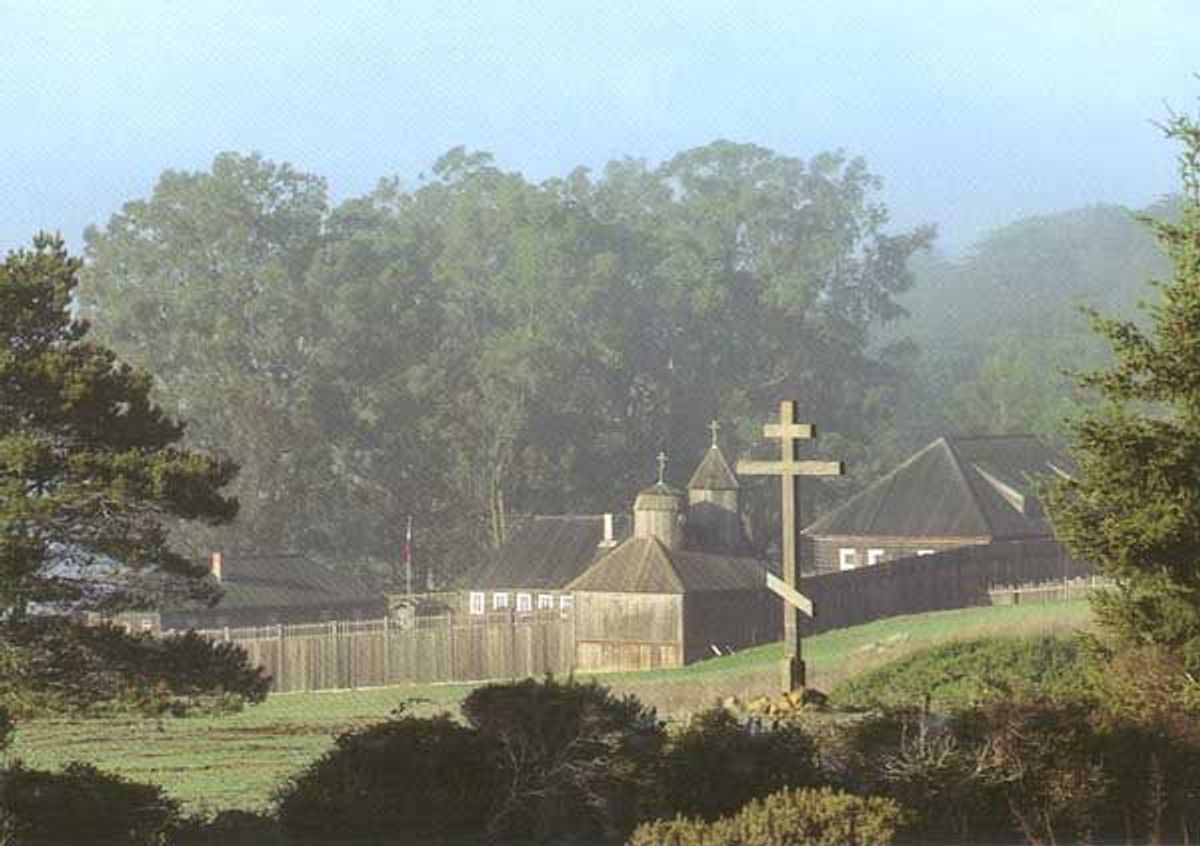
[686,420,743,550]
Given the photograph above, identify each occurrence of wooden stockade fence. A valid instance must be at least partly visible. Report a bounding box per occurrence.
[168,611,575,693]
[989,575,1112,606]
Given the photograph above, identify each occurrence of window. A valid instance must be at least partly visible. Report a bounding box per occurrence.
[558,595,574,611]
[867,549,886,566]
[516,593,532,612]
[140,619,154,632]
[492,592,509,610]
[917,549,936,557]
[838,548,858,571]
[538,594,554,610]
[469,592,485,615]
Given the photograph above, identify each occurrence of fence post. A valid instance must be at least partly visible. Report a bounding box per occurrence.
[382,615,390,686]
[277,623,286,693]
[329,620,338,689]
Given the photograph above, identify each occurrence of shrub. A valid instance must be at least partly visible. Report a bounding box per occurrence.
[461,676,664,841]
[829,636,1088,710]
[275,712,496,842]
[966,696,1110,845]
[629,787,903,846]
[0,761,181,845]
[659,707,819,821]
[829,705,1005,842]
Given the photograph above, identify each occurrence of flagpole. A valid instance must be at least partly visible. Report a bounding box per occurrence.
[404,514,413,599]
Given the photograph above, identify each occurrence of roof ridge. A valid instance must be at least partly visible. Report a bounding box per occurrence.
[944,433,1040,443]
[807,439,942,534]
[939,436,998,536]
[645,537,686,592]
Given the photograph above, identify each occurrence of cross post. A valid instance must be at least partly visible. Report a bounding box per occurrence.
[737,400,844,691]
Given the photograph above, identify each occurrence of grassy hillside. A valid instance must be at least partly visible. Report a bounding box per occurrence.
[5,601,1089,813]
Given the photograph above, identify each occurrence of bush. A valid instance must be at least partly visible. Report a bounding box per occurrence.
[171,809,290,845]
[0,619,269,718]
[462,676,664,841]
[828,705,1006,842]
[659,707,819,821]
[829,636,1088,710]
[629,787,903,846]
[275,712,496,842]
[0,761,181,845]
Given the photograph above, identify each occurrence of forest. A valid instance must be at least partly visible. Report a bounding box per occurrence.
[76,142,1171,585]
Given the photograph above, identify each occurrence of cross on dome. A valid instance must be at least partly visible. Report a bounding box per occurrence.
[708,419,721,449]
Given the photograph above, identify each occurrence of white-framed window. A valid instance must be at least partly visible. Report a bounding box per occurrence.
[838,548,858,571]
[492,592,509,610]
[516,592,532,612]
[559,594,574,611]
[917,549,936,557]
[867,548,886,566]
[469,592,485,615]
[538,594,554,610]
[140,619,154,632]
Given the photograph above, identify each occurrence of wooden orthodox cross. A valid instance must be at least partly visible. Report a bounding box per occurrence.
[737,400,844,691]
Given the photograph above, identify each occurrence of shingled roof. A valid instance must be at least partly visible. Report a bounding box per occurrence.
[208,553,381,610]
[465,515,629,590]
[687,445,740,491]
[567,537,768,594]
[803,435,1073,541]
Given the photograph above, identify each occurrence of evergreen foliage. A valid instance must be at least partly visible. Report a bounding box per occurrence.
[0,236,260,718]
[0,234,238,618]
[1045,110,1200,674]
[0,619,268,717]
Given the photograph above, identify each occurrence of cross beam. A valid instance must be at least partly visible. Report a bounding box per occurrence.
[737,400,844,691]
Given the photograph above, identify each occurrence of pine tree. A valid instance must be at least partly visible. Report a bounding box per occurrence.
[0,234,237,619]
[1046,109,1200,672]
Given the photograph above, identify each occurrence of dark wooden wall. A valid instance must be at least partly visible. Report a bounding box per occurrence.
[682,590,780,663]
[799,538,1091,636]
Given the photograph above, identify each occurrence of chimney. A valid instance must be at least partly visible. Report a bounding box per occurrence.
[210,550,223,582]
[599,513,618,549]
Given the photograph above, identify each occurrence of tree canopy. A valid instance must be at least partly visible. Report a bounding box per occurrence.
[82,142,933,580]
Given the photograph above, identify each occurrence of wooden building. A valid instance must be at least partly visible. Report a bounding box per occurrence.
[803,434,1073,574]
[458,514,627,617]
[567,442,779,671]
[158,552,386,630]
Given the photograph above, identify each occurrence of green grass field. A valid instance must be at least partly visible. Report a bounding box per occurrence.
[4,601,1090,814]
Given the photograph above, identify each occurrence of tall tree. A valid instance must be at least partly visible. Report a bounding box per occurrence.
[1046,109,1200,672]
[81,143,931,580]
[0,235,237,616]
[82,153,334,555]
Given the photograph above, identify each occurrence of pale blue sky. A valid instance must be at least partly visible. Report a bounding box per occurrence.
[1,1,1197,256]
